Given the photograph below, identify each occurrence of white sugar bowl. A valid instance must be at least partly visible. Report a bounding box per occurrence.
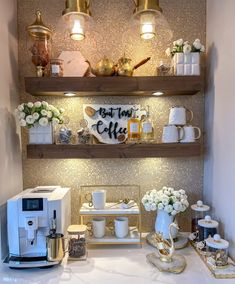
[206,234,229,267]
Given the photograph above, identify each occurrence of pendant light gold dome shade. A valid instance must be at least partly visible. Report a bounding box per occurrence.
[62,0,91,41]
[133,0,167,40]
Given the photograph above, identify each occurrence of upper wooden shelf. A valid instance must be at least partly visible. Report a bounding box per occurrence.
[27,143,202,159]
[25,76,204,97]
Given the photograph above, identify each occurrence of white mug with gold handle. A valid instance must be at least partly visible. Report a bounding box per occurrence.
[180,125,201,143]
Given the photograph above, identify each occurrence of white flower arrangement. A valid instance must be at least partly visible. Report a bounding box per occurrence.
[165,38,205,57]
[141,186,189,216]
[15,101,64,128]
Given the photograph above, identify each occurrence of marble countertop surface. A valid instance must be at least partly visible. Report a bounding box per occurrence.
[0,243,234,284]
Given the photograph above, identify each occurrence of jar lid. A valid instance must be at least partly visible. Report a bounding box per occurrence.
[67,224,87,234]
[27,11,52,39]
[206,234,229,249]
[198,215,219,228]
[191,200,210,212]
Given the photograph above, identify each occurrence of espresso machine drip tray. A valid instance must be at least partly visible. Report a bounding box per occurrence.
[4,256,60,269]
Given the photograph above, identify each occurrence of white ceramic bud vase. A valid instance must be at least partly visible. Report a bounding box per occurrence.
[155,210,178,239]
[29,123,53,144]
[173,52,200,75]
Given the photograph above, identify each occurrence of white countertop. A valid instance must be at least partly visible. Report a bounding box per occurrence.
[0,243,234,284]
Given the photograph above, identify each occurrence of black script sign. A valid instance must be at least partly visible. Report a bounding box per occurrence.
[83,104,140,144]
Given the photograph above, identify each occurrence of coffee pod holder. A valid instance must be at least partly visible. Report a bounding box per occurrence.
[78,185,142,246]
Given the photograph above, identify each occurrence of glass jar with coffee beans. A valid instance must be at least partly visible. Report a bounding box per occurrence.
[67,225,87,261]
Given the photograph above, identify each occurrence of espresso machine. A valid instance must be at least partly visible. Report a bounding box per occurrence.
[5,186,71,268]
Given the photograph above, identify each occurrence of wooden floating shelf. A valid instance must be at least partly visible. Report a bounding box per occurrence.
[25,76,204,97]
[27,143,203,159]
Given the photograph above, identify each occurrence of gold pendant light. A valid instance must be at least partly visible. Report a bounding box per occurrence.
[62,0,91,41]
[133,0,164,40]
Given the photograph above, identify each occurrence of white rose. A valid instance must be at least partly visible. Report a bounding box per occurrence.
[183,43,192,54]
[158,203,164,210]
[173,201,182,211]
[18,104,24,111]
[181,199,189,207]
[171,210,178,216]
[46,111,52,118]
[27,102,34,108]
[25,115,35,125]
[53,110,60,117]
[59,108,65,113]
[165,47,171,57]
[19,119,26,127]
[164,205,173,214]
[171,196,177,203]
[39,117,48,127]
[200,45,205,52]
[179,189,185,195]
[193,40,202,50]
[52,117,60,125]
[19,112,25,119]
[42,101,49,109]
[144,204,151,212]
[41,109,48,116]
[150,203,157,211]
[168,187,174,193]
[176,39,184,46]
[34,101,42,108]
[162,197,169,206]
[32,112,40,120]
[162,186,168,191]
[173,191,180,198]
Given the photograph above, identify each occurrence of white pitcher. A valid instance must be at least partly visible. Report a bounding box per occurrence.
[169,106,194,126]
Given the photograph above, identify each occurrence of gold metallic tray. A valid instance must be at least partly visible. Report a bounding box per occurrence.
[190,241,235,279]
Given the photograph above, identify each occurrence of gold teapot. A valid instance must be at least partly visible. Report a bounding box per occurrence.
[117,54,151,76]
[86,57,116,77]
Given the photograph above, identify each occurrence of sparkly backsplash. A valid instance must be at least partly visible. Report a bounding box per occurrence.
[18,0,206,231]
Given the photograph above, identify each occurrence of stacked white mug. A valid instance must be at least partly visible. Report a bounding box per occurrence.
[162,106,201,143]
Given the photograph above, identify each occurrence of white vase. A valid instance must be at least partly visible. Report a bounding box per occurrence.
[29,123,53,144]
[155,210,178,239]
[173,52,200,76]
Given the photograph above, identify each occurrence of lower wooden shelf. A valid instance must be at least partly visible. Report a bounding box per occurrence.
[27,143,203,159]
[87,227,141,245]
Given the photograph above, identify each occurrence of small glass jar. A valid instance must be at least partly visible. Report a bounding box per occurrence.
[57,126,72,144]
[50,59,64,77]
[67,225,87,261]
[206,234,229,267]
[191,200,210,235]
[198,215,219,242]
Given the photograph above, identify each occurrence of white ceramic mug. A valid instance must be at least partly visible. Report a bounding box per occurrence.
[162,125,184,143]
[180,125,201,143]
[114,217,129,238]
[85,190,106,209]
[88,217,106,238]
[169,106,194,126]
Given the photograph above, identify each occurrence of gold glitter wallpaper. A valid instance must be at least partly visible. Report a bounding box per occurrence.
[18,0,206,231]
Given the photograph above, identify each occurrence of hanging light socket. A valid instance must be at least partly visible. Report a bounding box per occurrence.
[62,0,91,41]
[133,0,163,40]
